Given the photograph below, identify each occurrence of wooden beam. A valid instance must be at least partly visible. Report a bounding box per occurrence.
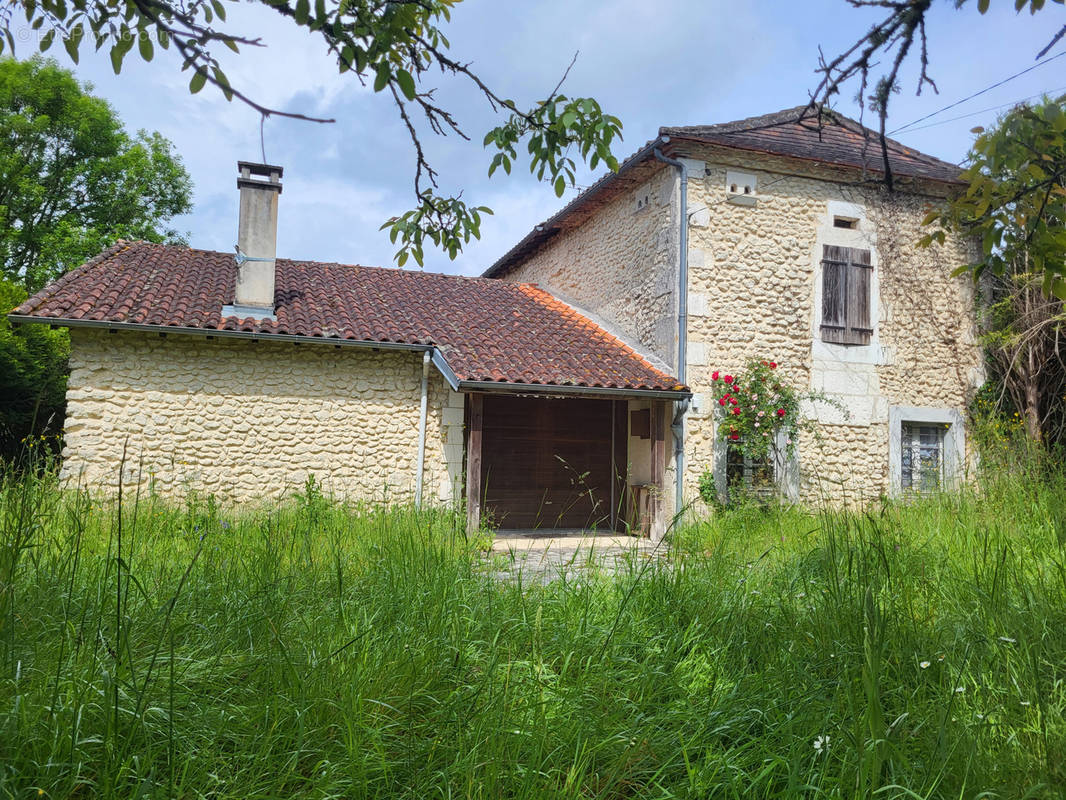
[466,393,483,534]
[650,400,667,541]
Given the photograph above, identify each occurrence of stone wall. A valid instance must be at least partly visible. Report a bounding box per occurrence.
[62,329,465,505]
[681,147,981,506]
[495,143,981,510]
[496,165,680,369]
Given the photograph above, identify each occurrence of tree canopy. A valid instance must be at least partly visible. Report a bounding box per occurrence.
[924,98,1066,443]
[0,56,193,292]
[1,0,622,268]
[921,97,1066,297]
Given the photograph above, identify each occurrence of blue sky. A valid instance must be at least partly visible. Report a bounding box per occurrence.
[25,0,1065,275]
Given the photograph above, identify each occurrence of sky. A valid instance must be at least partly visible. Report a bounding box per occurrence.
[18,0,1065,276]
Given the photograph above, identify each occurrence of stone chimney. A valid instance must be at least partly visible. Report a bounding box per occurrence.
[229,161,283,317]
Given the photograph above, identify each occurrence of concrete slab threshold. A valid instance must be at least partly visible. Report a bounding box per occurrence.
[486,529,662,582]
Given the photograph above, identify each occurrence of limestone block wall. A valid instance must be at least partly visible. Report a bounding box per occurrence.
[497,165,680,369]
[62,329,465,505]
[680,146,981,506]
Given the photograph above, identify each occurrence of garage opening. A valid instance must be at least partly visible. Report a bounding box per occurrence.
[475,394,627,531]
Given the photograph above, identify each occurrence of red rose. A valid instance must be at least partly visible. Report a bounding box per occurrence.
[730,432,740,441]
[760,360,768,366]
[724,375,733,384]
[732,407,741,416]
[719,397,727,406]
[770,362,777,369]
[712,371,720,381]
[776,408,786,417]
[730,397,739,406]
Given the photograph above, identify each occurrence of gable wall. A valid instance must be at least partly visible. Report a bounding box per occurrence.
[681,148,981,506]
[62,329,465,504]
[493,144,980,510]
[494,164,680,369]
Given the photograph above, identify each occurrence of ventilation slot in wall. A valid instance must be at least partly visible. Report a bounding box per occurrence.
[725,170,757,207]
[833,216,859,229]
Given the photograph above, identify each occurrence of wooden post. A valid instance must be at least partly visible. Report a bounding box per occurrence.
[649,400,667,541]
[466,393,483,534]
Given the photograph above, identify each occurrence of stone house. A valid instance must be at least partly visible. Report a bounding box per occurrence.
[10,107,981,536]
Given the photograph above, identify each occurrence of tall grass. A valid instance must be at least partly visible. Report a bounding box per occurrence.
[1,454,1064,798]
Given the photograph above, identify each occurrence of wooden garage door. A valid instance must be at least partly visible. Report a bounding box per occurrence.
[480,395,624,531]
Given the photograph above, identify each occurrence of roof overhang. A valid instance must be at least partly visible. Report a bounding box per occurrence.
[9,314,690,401]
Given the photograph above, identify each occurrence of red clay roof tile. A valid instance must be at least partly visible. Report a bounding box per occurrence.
[13,241,684,394]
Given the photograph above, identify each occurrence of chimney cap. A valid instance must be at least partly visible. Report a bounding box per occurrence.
[237,161,284,178]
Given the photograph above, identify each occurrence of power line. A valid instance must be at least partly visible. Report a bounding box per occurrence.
[888,49,1066,135]
[901,84,1066,132]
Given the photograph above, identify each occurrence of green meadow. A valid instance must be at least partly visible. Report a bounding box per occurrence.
[1,451,1064,798]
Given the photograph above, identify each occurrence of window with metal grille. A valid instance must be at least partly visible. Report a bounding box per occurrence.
[820,244,873,345]
[900,422,945,493]
[725,444,775,502]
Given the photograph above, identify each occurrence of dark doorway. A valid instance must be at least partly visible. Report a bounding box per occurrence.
[478,394,626,531]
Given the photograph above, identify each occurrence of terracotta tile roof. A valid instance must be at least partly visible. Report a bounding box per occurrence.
[12,241,684,394]
[660,105,964,185]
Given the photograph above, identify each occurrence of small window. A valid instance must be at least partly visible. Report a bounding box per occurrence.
[820,244,873,346]
[724,444,775,503]
[833,216,858,229]
[900,423,945,493]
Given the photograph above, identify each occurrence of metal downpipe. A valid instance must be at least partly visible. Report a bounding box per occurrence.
[654,143,690,521]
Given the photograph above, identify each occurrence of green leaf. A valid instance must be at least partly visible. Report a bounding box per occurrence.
[63,31,80,63]
[554,175,565,197]
[373,63,389,92]
[138,30,153,61]
[109,42,124,73]
[39,28,55,52]
[294,0,309,24]
[189,69,207,94]
[978,0,990,12]
[396,68,416,101]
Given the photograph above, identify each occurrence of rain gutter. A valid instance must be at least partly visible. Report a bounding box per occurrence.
[653,142,691,521]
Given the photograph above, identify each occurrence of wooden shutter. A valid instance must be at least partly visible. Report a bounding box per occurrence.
[820,245,873,345]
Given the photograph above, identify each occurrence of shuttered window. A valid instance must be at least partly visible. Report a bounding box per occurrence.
[820,245,873,345]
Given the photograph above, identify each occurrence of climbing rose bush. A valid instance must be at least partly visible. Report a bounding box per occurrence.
[709,359,801,463]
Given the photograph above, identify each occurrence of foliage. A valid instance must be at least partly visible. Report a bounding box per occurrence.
[0,278,68,459]
[0,56,192,291]
[708,359,801,463]
[920,97,1066,297]
[1,0,622,269]
[696,467,718,507]
[708,359,845,462]
[1,454,1065,796]
[918,99,1066,444]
